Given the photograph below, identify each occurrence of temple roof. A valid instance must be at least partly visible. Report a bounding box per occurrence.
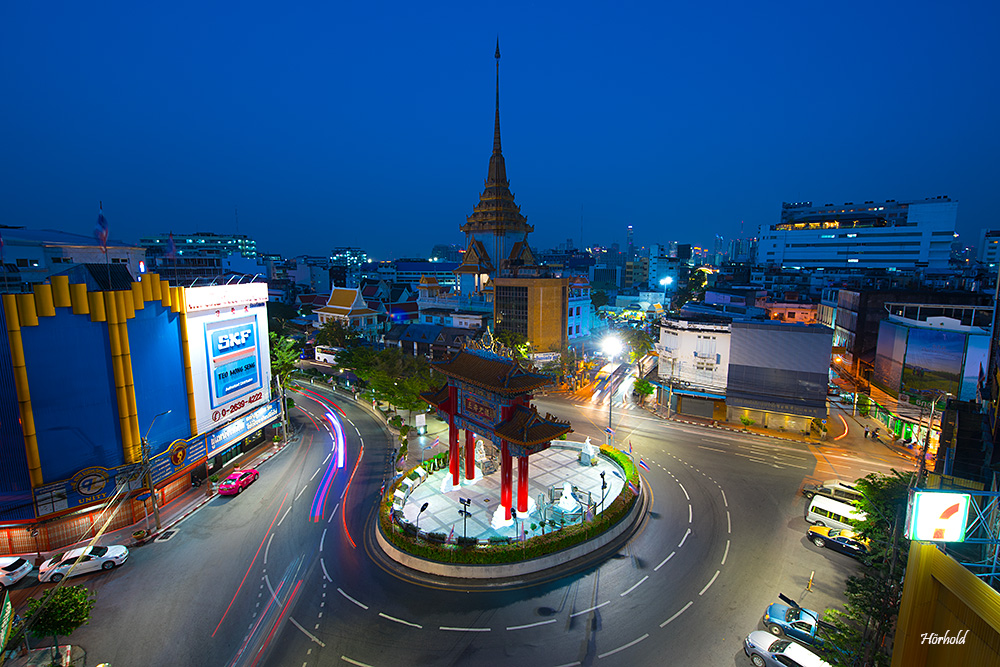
[430,348,552,395]
[494,404,572,446]
[420,383,452,412]
[460,42,533,240]
[453,238,496,275]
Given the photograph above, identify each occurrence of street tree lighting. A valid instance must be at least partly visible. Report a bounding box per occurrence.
[602,336,623,444]
[142,409,172,531]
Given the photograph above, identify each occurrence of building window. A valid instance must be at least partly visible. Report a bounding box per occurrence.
[575,306,581,316]
[568,326,573,336]
[575,325,580,334]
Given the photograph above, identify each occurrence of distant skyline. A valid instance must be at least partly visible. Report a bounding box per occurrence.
[4,2,998,260]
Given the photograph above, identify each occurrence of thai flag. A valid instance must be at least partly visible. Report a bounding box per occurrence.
[447,526,454,543]
[165,233,177,260]
[629,441,633,457]
[638,458,650,471]
[94,203,109,251]
[628,481,638,495]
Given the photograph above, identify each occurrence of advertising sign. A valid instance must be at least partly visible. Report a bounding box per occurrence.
[905,490,971,542]
[185,284,272,435]
[0,591,12,656]
[150,437,208,486]
[33,463,145,518]
[205,398,280,459]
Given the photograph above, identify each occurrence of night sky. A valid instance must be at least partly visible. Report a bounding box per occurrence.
[4,2,998,260]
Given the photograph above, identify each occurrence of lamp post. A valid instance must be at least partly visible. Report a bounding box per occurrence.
[918,391,951,485]
[416,501,429,532]
[459,497,471,539]
[602,336,623,444]
[599,470,608,513]
[142,409,172,531]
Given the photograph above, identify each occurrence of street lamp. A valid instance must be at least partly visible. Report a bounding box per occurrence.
[599,470,608,513]
[459,497,471,539]
[416,501,429,531]
[602,336,623,443]
[142,409,172,531]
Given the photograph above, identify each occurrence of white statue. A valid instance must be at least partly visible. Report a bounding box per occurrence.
[558,482,581,512]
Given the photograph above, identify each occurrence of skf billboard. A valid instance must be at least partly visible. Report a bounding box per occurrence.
[186,283,272,436]
[905,490,971,542]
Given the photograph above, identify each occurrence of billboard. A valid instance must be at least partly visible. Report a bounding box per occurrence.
[900,328,964,402]
[872,321,907,398]
[186,283,272,436]
[33,463,145,518]
[960,334,989,402]
[205,399,280,459]
[905,490,971,542]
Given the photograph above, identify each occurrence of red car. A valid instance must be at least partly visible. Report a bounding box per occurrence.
[218,469,259,496]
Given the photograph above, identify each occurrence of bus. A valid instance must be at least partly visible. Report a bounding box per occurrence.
[315,345,342,364]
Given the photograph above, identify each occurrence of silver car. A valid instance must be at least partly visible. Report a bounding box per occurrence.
[0,557,33,587]
[744,630,831,667]
[38,545,128,583]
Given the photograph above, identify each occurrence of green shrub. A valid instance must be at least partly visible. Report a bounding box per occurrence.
[426,532,447,543]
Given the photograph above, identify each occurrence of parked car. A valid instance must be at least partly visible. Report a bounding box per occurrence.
[0,557,33,587]
[807,525,870,560]
[763,602,824,645]
[38,545,128,583]
[744,631,831,667]
[801,479,863,503]
[218,469,259,496]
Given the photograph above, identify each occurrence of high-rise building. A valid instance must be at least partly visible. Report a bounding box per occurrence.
[758,197,957,271]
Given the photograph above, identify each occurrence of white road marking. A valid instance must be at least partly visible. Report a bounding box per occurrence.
[323,453,331,465]
[439,626,490,632]
[654,551,675,571]
[678,528,691,548]
[727,511,731,533]
[341,657,372,667]
[570,601,610,617]
[688,504,692,523]
[264,533,274,565]
[678,483,690,500]
[722,539,730,565]
[338,587,367,609]
[598,633,648,659]
[699,570,720,596]
[777,462,808,469]
[620,575,648,596]
[310,467,322,481]
[277,507,292,527]
[698,445,725,453]
[290,617,326,647]
[321,558,331,582]
[320,528,327,552]
[553,662,582,667]
[721,489,728,507]
[379,612,422,628]
[659,601,693,627]
[507,618,557,631]
[296,484,308,501]
[328,503,340,523]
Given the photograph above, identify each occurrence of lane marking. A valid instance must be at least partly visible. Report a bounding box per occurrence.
[553,662,582,667]
[323,453,332,465]
[379,612,422,628]
[277,507,292,527]
[727,510,731,534]
[320,528,327,552]
[721,539,730,565]
[721,489,728,507]
[296,484,308,501]
[688,504,692,523]
[338,587,367,609]
[654,551,675,571]
[699,570,720,596]
[328,503,340,524]
[321,558,332,582]
[310,467,322,481]
[597,633,648,659]
[620,575,648,597]
[341,657,372,667]
[439,626,490,632]
[570,601,610,618]
[659,601,693,627]
[697,446,725,453]
[264,533,274,565]
[677,528,691,548]
[678,483,689,500]
[290,616,326,647]
[507,619,557,631]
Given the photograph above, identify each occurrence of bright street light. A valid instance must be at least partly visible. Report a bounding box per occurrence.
[602,336,623,442]
[659,276,673,286]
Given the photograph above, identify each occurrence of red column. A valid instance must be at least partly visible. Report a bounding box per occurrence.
[465,430,475,480]
[448,386,460,486]
[501,442,512,520]
[517,456,528,513]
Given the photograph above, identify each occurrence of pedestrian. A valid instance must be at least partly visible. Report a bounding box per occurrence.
[864,426,869,439]
[873,428,880,442]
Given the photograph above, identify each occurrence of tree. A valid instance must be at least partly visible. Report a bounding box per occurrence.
[24,585,95,661]
[269,332,300,439]
[619,327,655,364]
[633,378,654,399]
[493,329,530,359]
[315,319,361,349]
[266,300,299,337]
[818,470,913,667]
[591,290,609,309]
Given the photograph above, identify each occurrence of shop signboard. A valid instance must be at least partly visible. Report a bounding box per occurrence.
[905,490,971,542]
[150,437,208,486]
[33,463,145,518]
[205,398,280,459]
[185,283,272,436]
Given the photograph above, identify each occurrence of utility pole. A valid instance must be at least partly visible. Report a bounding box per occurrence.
[141,409,172,531]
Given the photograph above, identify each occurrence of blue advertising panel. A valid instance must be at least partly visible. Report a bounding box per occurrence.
[205,316,262,409]
[33,463,144,518]
[150,437,208,486]
[206,399,280,459]
[961,334,989,402]
[901,328,965,402]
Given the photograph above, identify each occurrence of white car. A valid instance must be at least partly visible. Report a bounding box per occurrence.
[744,630,831,667]
[0,557,33,587]
[38,545,128,583]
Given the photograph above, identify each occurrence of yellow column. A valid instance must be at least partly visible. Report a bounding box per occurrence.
[104,291,137,463]
[115,291,141,460]
[32,284,55,318]
[69,283,90,315]
[51,276,71,308]
[2,295,42,486]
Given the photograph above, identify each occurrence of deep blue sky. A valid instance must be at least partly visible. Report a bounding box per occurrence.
[4,2,998,260]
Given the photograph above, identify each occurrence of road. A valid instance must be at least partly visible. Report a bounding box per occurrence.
[47,375,908,666]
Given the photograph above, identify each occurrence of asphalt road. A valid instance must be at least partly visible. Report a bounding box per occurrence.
[53,378,903,667]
